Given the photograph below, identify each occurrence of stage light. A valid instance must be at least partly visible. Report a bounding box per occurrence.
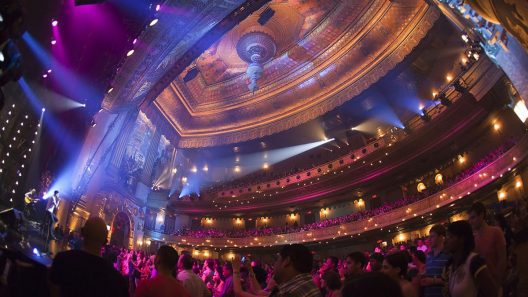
[107,87,113,93]
[191,166,197,173]
[127,49,134,57]
[420,108,430,122]
[42,107,46,112]
[155,4,161,11]
[513,100,528,123]
[149,19,158,26]
[51,40,56,45]
[458,155,466,164]
[461,33,469,43]
[417,182,426,193]
[437,93,451,106]
[202,165,208,172]
[516,180,523,189]
[132,38,137,45]
[446,74,453,82]
[0,52,4,62]
[51,20,58,27]
[262,163,269,169]
[81,103,86,107]
[42,74,47,78]
[47,69,52,73]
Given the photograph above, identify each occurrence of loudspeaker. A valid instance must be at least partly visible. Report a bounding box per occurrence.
[75,0,106,6]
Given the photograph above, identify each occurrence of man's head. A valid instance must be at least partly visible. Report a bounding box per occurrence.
[325,256,339,271]
[429,224,446,249]
[204,259,214,270]
[178,253,194,271]
[468,202,486,230]
[81,216,108,248]
[222,262,233,278]
[273,244,313,284]
[345,252,366,276]
[54,190,59,196]
[154,245,179,273]
[369,253,384,272]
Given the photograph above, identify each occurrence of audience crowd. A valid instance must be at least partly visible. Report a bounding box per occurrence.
[18,195,522,297]
[173,144,514,239]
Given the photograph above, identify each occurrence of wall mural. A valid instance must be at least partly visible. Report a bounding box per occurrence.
[151,135,177,189]
[121,112,155,192]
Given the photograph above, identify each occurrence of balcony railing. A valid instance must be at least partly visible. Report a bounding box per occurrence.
[144,135,528,248]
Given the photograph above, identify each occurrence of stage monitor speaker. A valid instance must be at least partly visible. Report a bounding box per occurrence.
[75,0,106,5]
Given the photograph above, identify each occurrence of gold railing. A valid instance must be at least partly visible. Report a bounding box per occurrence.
[145,136,528,248]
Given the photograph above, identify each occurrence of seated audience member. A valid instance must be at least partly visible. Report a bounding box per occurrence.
[269,244,321,297]
[134,245,190,297]
[368,253,384,273]
[177,254,211,297]
[443,220,498,297]
[381,252,418,297]
[341,272,403,297]
[49,216,128,297]
[421,224,450,297]
[344,251,366,283]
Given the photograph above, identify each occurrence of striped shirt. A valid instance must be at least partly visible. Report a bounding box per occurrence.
[270,273,321,297]
[424,250,450,297]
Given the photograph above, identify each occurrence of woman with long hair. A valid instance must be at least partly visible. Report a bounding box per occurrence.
[444,220,498,297]
[381,252,417,297]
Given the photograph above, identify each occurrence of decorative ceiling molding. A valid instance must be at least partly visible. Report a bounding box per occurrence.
[156,1,441,147]
[102,0,271,110]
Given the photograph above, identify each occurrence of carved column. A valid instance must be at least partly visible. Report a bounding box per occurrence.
[108,108,139,174]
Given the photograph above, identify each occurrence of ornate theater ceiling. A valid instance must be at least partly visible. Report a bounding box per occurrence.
[104,0,440,148]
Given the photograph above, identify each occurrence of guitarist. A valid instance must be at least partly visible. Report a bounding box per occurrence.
[23,188,38,218]
[45,190,60,240]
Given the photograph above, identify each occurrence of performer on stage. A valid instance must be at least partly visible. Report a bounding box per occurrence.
[23,188,38,218]
[45,190,60,240]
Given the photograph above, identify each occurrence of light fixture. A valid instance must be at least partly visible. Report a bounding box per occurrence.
[127,50,134,57]
[446,74,453,82]
[493,122,501,131]
[155,4,161,11]
[51,20,58,27]
[149,19,158,26]
[51,40,56,45]
[417,182,426,193]
[497,190,507,202]
[435,173,443,185]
